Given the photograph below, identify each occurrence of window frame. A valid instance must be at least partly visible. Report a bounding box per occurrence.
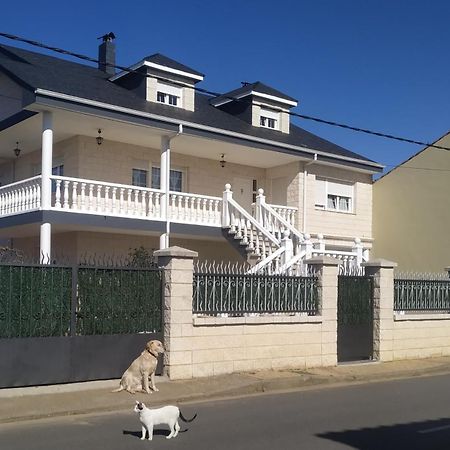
[155,81,182,108]
[315,177,354,214]
[150,165,186,193]
[259,107,280,130]
[132,168,148,188]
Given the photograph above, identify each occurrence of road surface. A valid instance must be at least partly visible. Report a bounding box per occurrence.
[1,373,450,449]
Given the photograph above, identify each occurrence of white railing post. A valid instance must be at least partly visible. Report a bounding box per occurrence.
[281,230,293,268]
[255,188,265,224]
[317,233,325,252]
[222,183,232,227]
[302,233,313,259]
[353,237,363,267]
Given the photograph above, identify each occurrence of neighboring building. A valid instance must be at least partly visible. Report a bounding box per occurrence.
[0,35,382,270]
[372,132,450,273]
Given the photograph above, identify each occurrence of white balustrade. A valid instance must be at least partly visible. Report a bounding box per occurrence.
[50,176,163,219]
[169,191,222,226]
[0,176,42,216]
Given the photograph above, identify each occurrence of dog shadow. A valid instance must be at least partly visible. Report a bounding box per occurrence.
[123,429,188,439]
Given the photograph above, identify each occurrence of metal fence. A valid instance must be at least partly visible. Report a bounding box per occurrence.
[193,263,319,316]
[0,261,162,338]
[394,273,450,312]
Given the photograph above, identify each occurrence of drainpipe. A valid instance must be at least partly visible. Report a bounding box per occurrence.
[302,153,317,233]
[159,124,183,250]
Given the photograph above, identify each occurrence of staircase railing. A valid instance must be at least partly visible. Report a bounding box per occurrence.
[254,188,304,253]
[222,184,281,265]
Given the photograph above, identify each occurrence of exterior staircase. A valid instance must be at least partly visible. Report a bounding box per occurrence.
[221,184,367,275]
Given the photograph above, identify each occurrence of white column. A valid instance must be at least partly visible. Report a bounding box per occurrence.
[160,136,170,249]
[40,111,53,262]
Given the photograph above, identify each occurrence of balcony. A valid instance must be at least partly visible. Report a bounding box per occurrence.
[0,175,222,227]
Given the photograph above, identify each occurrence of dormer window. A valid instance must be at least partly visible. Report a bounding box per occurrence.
[156,81,182,107]
[259,108,280,130]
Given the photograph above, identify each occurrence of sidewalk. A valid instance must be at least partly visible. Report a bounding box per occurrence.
[2,356,450,424]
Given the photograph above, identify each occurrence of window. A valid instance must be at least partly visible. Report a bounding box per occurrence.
[259,108,280,130]
[315,178,353,213]
[252,179,258,203]
[151,167,183,192]
[157,92,179,106]
[132,169,148,187]
[51,164,64,192]
[155,81,182,107]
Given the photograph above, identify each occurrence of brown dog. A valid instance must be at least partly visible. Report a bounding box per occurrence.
[112,340,164,394]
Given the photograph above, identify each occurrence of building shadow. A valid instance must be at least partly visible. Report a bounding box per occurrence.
[317,417,450,450]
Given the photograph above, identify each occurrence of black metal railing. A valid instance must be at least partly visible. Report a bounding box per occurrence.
[0,261,162,339]
[394,278,450,312]
[193,272,319,316]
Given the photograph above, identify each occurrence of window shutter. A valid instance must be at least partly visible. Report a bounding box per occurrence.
[327,181,353,197]
[315,178,326,207]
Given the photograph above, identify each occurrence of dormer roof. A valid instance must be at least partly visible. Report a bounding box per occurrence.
[210,81,298,108]
[110,53,204,83]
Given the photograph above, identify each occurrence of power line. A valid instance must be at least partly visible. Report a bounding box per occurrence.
[1,31,450,152]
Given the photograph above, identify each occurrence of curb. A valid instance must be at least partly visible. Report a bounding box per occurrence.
[2,361,450,424]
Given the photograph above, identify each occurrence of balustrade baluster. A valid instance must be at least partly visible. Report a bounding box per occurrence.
[127,188,133,215]
[6,191,10,213]
[72,182,78,210]
[155,192,161,219]
[24,186,30,210]
[147,191,154,217]
[213,200,220,225]
[169,194,178,220]
[200,198,206,224]
[119,188,125,214]
[80,183,86,211]
[63,181,70,209]
[36,184,41,209]
[96,185,103,212]
[111,187,117,214]
[141,191,147,217]
[195,198,201,223]
[134,189,140,216]
[55,180,62,208]
[177,195,183,221]
[104,186,110,213]
[188,197,195,222]
[87,184,94,211]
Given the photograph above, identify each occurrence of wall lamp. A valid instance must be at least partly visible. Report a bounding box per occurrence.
[13,142,21,158]
[96,129,104,146]
[220,153,226,168]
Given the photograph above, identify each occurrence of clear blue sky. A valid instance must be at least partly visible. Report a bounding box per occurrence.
[1,0,449,174]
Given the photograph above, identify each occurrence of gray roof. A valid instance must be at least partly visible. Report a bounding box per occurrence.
[211,81,298,105]
[0,44,379,167]
[143,53,204,78]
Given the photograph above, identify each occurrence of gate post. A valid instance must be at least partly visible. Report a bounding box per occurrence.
[154,246,198,380]
[305,256,342,366]
[362,259,397,362]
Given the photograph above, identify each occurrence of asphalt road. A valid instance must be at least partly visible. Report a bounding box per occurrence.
[1,374,450,450]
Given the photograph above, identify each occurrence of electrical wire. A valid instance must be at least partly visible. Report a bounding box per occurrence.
[0,31,450,153]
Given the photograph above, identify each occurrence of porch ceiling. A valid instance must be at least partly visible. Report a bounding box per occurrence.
[0,107,302,168]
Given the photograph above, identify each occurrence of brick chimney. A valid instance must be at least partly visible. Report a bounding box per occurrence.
[98,32,116,76]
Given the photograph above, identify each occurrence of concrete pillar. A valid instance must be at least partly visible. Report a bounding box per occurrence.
[305,256,342,366]
[159,136,170,249]
[40,111,53,262]
[154,246,198,380]
[362,259,397,362]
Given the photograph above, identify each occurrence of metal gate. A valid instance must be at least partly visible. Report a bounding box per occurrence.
[337,274,374,362]
[0,262,163,388]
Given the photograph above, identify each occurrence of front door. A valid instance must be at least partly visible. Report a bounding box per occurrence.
[232,177,253,212]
